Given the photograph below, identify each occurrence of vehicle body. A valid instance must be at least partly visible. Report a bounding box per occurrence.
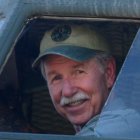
[0,0,140,139]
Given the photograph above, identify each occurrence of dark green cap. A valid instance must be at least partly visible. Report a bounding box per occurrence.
[32,24,110,68]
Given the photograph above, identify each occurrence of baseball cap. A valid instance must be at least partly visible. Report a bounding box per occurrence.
[32,24,111,68]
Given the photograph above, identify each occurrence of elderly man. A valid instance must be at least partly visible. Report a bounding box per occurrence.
[32,24,116,135]
[33,25,140,138]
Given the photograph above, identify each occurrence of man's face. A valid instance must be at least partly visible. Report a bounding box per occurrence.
[44,55,115,126]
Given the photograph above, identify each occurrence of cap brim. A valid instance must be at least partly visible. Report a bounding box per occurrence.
[32,45,103,68]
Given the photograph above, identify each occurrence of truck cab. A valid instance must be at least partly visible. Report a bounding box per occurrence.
[0,0,140,139]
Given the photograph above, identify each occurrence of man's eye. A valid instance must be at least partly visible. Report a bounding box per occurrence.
[76,70,85,74]
[52,75,62,82]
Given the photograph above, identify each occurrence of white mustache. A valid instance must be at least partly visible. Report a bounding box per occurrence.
[60,92,89,106]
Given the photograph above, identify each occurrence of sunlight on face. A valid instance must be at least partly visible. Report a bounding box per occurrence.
[44,55,115,126]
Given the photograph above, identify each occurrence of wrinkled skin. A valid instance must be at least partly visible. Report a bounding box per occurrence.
[44,55,116,127]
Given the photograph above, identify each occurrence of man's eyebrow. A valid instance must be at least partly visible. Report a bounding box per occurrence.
[47,70,59,77]
[73,63,85,69]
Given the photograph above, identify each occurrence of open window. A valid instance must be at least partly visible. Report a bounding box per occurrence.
[0,17,140,137]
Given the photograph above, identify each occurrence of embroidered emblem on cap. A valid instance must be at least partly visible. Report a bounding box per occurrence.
[51,25,71,42]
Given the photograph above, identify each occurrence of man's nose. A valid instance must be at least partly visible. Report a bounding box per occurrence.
[62,79,77,97]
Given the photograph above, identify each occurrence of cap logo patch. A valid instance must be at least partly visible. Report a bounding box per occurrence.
[51,25,71,42]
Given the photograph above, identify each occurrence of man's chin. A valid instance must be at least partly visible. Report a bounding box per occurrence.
[68,112,97,127]
[69,118,89,126]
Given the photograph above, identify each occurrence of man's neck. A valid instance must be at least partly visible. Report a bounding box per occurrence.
[73,125,82,133]
[73,123,86,133]
[73,115,100,133]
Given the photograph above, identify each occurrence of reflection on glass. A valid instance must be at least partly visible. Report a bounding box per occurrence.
[95,29,140,138]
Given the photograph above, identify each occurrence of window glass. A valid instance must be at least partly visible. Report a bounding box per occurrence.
[95,28,140,138]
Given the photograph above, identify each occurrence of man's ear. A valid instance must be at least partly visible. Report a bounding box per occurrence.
[105,57,116,89]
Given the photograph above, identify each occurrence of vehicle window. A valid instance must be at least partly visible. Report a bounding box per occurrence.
[96,28,140,138]
[0,18,139,135]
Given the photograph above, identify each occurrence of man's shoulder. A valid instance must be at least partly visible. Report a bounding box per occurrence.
[76,115,99,136]
[76,107,140,137]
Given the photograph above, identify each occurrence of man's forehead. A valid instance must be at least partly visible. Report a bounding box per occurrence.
[44,54,83,65]
[44,55,87,76]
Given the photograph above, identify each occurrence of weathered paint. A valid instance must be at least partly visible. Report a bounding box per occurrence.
[0,0,140,73]
[0,131,139,140]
